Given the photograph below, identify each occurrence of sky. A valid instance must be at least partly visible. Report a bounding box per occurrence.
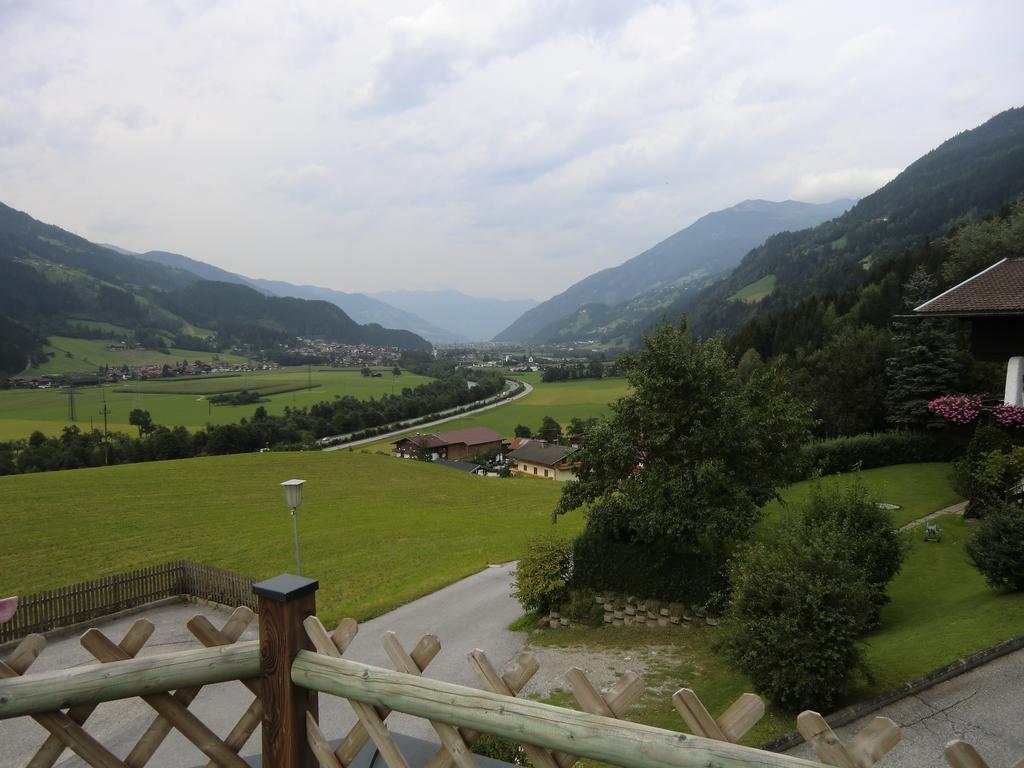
[2,2,1022,302]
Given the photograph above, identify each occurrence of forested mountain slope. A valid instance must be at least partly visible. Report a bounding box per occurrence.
[0,203,431,374]
[684,107,1024,338]
[494,198,851,342]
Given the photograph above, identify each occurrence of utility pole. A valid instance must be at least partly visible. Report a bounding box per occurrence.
[100,394,111,466]
[66,385,77,422]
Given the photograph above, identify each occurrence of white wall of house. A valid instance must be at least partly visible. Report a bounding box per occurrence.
[1005,356,1024,406]
[511,460,576,481]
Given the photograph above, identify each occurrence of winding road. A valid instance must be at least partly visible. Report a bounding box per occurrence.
[322,378,533,452]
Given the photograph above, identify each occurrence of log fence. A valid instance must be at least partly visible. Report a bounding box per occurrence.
[0,574,1017,768]
[0,560,257,645]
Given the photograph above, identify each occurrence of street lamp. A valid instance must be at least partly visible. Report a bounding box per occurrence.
[280,479,305,575]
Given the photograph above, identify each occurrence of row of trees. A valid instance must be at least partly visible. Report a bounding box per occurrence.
[514,416,600,445]
[0,370,509,476]
[540,360,620,382]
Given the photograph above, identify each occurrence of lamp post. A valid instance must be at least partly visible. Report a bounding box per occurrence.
[280,479,305,575]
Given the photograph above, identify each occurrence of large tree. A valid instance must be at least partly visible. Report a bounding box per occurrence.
[556,322,813,591]
[884,267,963,428]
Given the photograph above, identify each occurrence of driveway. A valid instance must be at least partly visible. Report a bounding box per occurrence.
[786,646,1024,768]
[0,563,526,768]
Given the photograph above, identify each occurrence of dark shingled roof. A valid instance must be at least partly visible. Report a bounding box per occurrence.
[915,258,1024,316]
[434,458,483,473]
[508,442,577,466]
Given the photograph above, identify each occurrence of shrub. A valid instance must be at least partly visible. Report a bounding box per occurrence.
[724,523,875,711]
[723,483,903,711]
[801,482,905,629]
[952,424,1024,514]
[800,430,967,477]
[966,502,1024,591]
[511,531,573,613]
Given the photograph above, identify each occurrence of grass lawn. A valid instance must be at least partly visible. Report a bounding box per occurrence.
[520,464,1022,747]
[0,368,432,441]
[372,372,629,445]
[757,462,961,532]
[0,450,577,624]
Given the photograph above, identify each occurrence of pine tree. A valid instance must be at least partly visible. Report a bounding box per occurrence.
[884,267,963,428]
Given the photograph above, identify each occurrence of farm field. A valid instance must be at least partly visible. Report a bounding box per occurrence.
[0,367,433,441]
[527,464,1022,747]
[0,450,577,623]
[25,336,250,375]
[376,371,629,444]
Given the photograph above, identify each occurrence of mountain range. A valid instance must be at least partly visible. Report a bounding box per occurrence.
[681,105,1024,339]
[0,203,432,374]
[120,248,530,344]
[494,198,853,343]
[372,290,537,342]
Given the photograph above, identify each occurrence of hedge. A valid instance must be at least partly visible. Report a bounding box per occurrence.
[800,429,969,478]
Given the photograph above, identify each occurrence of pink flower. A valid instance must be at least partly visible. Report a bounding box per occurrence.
[993,403,1024,428]
[928,394,982,425]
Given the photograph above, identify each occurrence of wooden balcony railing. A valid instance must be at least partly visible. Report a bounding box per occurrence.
[0,573,1014,768]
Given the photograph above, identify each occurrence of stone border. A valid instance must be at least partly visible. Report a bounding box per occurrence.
[762,632,1024,752]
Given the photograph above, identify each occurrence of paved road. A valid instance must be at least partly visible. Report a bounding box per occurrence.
[322,378,533,451]
[786,646,1024,768]
[0,563,526,767]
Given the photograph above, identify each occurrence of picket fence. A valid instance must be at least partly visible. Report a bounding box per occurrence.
[0,560,256,644]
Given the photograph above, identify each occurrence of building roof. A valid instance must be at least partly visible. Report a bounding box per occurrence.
[434,458,483,473]
[433,426,506,446]
[393,433,446,448]
[508,437,536,450]
[509,442,578,467]
[915,258,1024,316]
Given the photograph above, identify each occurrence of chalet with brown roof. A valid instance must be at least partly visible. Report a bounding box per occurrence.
[915,257,1024,405]
[508,442,579,481]
[392,426,507,461]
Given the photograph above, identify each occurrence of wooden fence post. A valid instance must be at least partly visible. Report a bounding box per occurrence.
[254,574,319,768]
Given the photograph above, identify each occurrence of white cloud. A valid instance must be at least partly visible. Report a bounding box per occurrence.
[791,166,902,203]
[0,0,1022,301]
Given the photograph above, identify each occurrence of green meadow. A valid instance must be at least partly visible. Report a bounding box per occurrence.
[729,274,777,303]
[0,367,432,441]
[0,450,576,624]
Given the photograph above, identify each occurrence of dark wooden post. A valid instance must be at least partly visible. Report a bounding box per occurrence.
[254,573,319,768]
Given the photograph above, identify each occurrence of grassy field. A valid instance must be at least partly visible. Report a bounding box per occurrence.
[523,463,1024,747]
[0,367,433,441]
[26,336,250,375]
[0,450,578,623]
[729,274,777,303]
[376,372,629,444]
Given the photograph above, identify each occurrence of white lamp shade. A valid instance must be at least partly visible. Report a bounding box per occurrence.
[281,479,305,509]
